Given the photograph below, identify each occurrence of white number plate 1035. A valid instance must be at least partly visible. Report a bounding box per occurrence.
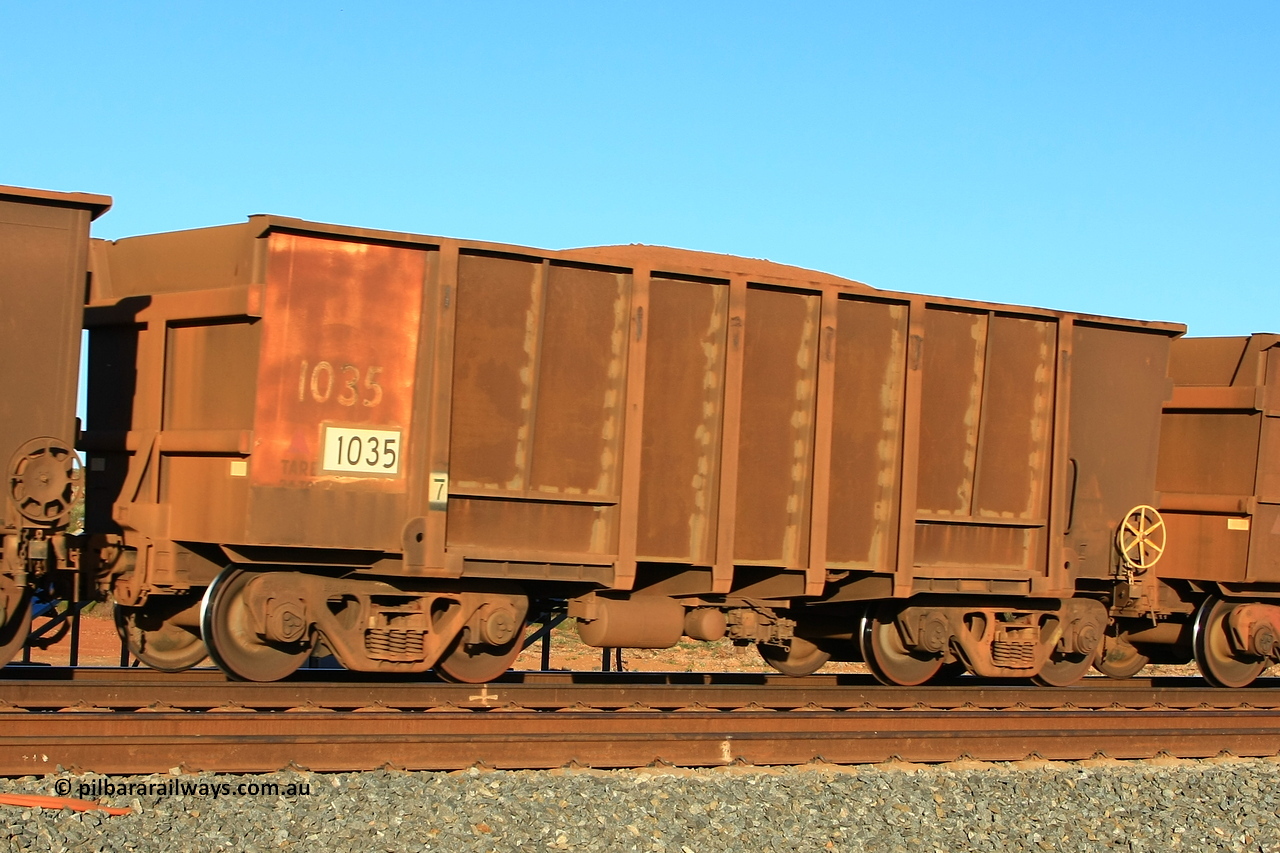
[322,426,402,475]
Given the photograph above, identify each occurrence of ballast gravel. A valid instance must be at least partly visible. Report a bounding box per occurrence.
[3,759,1280,853]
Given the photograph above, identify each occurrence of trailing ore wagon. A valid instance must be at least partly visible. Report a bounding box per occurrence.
[0,184,110,666]
[1096,333,1280,687]
[78,214,1184,684]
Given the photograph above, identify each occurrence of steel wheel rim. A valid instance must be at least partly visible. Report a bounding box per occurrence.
[436,623,526,684]
[758,637,831,677]
[1094,632,1150,679]
[1032,650,1095,687]
[859,605,942,686]
[115,599,207,672]
[1193,596,1267,688]
[201,568,313,682]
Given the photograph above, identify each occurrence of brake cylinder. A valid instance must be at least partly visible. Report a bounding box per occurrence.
[576,596,685,648]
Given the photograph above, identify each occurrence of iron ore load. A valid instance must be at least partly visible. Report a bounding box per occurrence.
[2,184,1278,687]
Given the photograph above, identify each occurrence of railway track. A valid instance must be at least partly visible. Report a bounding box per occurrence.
[3,668,1280,775]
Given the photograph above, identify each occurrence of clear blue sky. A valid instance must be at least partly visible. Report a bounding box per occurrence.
[4,1,1276,336]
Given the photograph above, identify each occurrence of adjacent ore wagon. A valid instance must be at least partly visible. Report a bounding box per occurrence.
[80,214,1184,684]
[1110,333,1280,687]
[0,185,110,665]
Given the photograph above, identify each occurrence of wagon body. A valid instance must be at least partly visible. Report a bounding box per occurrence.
[83,216,1181,606]
[0,184,109,664]
[0,185,110,524]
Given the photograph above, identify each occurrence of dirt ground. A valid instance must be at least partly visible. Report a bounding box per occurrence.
[17,602,1210,679]
[21,602,129,668]
[510,624,870,675]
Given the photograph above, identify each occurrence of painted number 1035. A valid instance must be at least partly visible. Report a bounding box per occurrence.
[300,361,383,407]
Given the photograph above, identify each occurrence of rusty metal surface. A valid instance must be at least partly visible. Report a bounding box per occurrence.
[83,214,1185,611]
[2,672,1280,774]
[825,299,906,572]
[448,254,629,558]
[1157,334,1280,582]
[0,186,109,520]
[913,308,1057,575]
[246,232,428,550]
[5,667,1280,710]
[634,278,728,564]
[1060,324,1177,583]
[20,189,1280,690]
[8,708,1280,775]
[733,286,821,567]
[0,185,111,666]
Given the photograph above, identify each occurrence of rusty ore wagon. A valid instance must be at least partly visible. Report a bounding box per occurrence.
[77,213,1183,685]
[0,185,110,667]
[3,185,1279,687]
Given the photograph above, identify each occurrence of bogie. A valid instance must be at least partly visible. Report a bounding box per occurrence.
[194,567,532,682]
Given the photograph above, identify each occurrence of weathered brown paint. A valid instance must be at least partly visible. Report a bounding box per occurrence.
[1157,334,1280,582]
[82,217,1186,613]
[634,277,727,564]
[826,297,907,573]
[1063,323,1176,582]
[733,285,821,567]
[0,185,109,666]
[251,233,425,491]
[0,185,109,528]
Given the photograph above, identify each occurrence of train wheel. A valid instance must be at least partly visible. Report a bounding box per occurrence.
[436,621,526,684]
[758,637,831,676]
[860,604,942,686]
[0,589,32,667]
[201,569,313,682]
[1094,631,1150,679]
[115,597,207,672]
[1193,596,1268,688]
[1032,647,1095,687]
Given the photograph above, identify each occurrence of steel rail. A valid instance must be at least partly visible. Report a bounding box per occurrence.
[4,673,1280,712]
[3,671,1280,774]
